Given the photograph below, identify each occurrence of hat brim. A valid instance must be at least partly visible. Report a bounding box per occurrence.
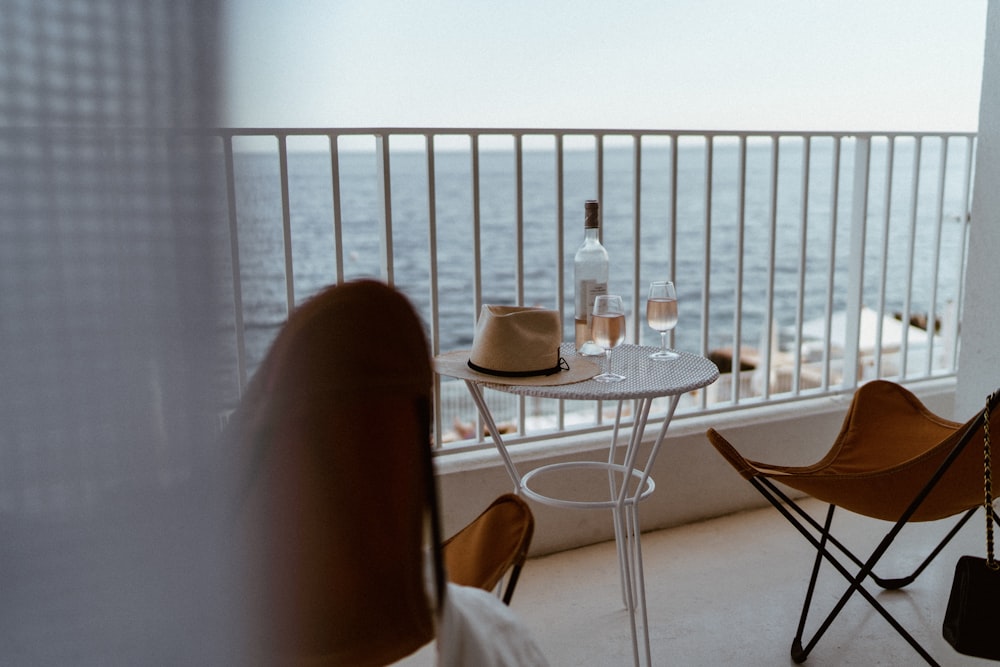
[434,349,600,386]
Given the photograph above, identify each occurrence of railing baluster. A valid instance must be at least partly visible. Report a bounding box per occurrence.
[426,134,443,448]
[632,134,642,344]
[952,136,975,370]
[762,135,780,400]
[927,136,949,376]
[701,136,714,409]
[222,134,248,393]
[556,133,566,432]
[595,133,605,427]
[843,136,871,389]
[515,133,525,307]
[375,133,394,286]
[731,135,748,404]
[597,134,605,240]
[470,133,485,443]
[329,134,345,284]
[874,136,896,379]
[901,137,923,377]
[792,136,811,395]
[821,137,842,390]
[277,134,295,312]
[514,134,527,435]
[669,134,678,347]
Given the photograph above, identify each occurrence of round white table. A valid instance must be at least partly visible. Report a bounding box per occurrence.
[436,343,719,667]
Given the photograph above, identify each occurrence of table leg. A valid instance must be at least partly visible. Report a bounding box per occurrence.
[464,380,522,490]
[617,501,641,667]
[630,501,651,667]
[460,380,684,667]
[627,394,682,666]
[613,397,656,667]
[606,401,631,608]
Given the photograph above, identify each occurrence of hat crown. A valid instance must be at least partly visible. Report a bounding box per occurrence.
[469,305,562,376]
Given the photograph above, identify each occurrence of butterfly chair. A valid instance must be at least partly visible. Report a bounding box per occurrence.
[706,380,1000,666]
[231,280,534,666]
[443,493,534,605]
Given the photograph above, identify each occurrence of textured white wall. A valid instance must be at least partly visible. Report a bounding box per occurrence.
[957,2,1000,417]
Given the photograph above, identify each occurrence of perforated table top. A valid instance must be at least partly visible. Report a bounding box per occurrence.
[475,343,719,400]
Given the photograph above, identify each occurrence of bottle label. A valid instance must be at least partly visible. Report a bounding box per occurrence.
[576,279,608,319]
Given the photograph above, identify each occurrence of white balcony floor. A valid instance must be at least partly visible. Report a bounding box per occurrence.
[400,498,993,666]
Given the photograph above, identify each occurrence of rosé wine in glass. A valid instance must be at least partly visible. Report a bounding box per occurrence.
[647,281,679,360]
[592,295,626,382]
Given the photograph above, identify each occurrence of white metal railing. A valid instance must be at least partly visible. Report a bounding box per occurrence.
[213,128,975,451]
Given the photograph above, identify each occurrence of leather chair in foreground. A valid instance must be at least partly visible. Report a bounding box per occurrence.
[229,280,535,665]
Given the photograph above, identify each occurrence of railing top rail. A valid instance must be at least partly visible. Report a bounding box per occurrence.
[212,127,978,140]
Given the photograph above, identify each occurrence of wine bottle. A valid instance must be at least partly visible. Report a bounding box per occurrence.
[574,200,609,355]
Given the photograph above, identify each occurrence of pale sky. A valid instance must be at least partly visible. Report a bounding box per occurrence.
[221,0,988,132]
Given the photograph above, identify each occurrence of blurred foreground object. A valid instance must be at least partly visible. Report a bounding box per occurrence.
[0,1,239,663]
[230,280,543,665]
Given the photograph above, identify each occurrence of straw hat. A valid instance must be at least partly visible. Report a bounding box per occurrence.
[435,305,599,386]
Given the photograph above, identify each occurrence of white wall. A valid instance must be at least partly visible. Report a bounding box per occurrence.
[957,2,1000,416]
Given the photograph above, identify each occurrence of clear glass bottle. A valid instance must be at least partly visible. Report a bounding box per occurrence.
[574,200,609,355]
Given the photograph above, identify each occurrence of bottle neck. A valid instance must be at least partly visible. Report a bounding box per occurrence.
[584,225,600,242]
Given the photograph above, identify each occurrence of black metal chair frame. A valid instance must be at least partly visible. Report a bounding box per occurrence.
[746,390,1000,666]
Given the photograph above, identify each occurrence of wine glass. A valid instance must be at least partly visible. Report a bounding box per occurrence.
[592,295,626,382]
[647,281,679,360]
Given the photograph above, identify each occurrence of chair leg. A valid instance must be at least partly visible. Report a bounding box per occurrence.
[872,507,976,589]
[791,504,836,663]
[501,562,524,605]
[752,478,947,665]
[795,547,942,666]
[760,480,974,589]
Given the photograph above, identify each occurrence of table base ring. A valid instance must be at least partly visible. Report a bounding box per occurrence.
[519,461,656,510]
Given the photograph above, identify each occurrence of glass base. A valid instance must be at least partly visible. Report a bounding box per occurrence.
[650,349,679,360]
[594,373,626,383]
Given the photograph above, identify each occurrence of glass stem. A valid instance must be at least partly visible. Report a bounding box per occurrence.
[605,348,612,376]
[660,331,667,353]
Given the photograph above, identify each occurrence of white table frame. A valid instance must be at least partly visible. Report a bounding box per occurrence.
[439,343,719,667]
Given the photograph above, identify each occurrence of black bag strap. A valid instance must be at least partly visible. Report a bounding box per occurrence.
[985,390,998,570]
